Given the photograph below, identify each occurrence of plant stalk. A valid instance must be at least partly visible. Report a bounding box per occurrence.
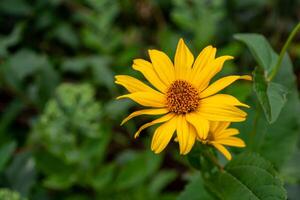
[268,22,300,81]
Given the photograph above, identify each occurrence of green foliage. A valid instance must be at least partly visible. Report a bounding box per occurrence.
[30,83,108,189]
[0,141,16,172]
[235,34,300,170]
[27,84,175,199]
[235,34,288,123]
[5,151,36,196]
[205,153,286,200]
[256,55,300,169]
[171,0,224,48]
[1,0,300,199]
[115,151,162,190]
[234,34,278,74]
[61,56,116,93]
[177,173,213,200]
[0,188,26,200]
[0,23,24,57]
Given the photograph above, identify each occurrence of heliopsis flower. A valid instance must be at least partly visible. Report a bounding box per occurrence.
[201,121,245,160]
[115,38,251,155]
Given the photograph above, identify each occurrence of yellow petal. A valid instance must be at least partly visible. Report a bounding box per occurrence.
[214,137,246,147]
[198,94,249,122]
[186,112,209,139]
[151,117,177,153]
[117,92,166,108]
[201,94,250,108]
[174,38,194,80]
[176,115,196,155]
[198,105,247,122]
[132,59,167,93]
[121,108,169,125]
[216,128,239,138]
[212,143,232,160]
[184,124,197,154]
[193,55,233,91]
[134,113,175,138]
[115,75,157,93]
[191,45,215,79]
[209,121,231,135]
[200,75,252,98]
[148,50,175,85]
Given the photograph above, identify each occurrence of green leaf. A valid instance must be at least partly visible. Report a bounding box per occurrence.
[253,67,288,123]
[281,149,300,184]
[49,23,79,49]
[5,151,36,196]
[266,83,288,122]
[30,83,103,160]
[257,55,300,168]
[115,151,162,190]
[0,0,31,16]
[4,49,47,80]
[0,141,16,172]
[177,173,213,200]
[34,151,72,173]
[235,55,300,170]
[235,33,288,123]
[205,153,287,200]
[30,83,107,189]
[148,170,177,195]
[171,0,223,48]
[0,188,26,200]
[61,56,116,93]
[43,173,77,190]
[34,150,78,190]
[234,33,277,74]
[90,164,116,191]
[0,23,24,57]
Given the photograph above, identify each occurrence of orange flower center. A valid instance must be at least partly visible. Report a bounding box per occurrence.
[166,80,199,114]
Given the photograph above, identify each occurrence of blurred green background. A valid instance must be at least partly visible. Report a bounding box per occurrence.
[0,0,300,199]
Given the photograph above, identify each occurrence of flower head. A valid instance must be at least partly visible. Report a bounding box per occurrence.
[201,122,246,160]
[115,38,251,155]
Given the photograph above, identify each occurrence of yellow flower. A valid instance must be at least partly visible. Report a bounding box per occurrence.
[115,38,251,155]
[202,121,246,160]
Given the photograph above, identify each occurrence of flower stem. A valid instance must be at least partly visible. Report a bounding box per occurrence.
[268,22,300,81]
